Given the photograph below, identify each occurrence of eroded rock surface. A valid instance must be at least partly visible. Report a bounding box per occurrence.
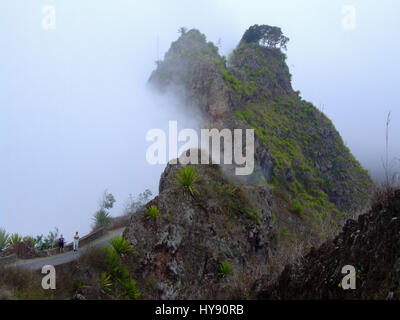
[124,157,276,299]
[256,189,400,300]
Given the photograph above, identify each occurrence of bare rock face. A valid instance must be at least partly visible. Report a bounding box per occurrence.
[124,155,276,299]
[148,27,373,227]
[256,189,400,300]
[143,26,376,298]
[149,29,232,120]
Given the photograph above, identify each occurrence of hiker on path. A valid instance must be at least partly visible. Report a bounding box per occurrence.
[73,232,80,252]
[58,234,65,253]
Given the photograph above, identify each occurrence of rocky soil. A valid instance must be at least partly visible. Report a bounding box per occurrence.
[124,152,276,299]
[256,188,400,300]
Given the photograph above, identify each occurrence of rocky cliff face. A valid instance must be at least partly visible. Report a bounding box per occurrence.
[123,154,275,299]
[122,26,376,299]
[148,27,374,248]
[256,188,400,300]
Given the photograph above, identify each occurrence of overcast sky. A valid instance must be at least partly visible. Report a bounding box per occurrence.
[0,0,399,240]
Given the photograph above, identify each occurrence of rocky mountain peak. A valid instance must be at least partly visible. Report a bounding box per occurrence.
[129,26,377,299]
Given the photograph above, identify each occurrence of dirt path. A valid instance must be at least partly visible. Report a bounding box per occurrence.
[11,228,125,271]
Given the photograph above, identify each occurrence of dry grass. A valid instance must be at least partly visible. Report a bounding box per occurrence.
[0,265,53,300]
[0,246,113,300]
[198,240,307,300]
[370,182,398,212]
[376,111,399,211]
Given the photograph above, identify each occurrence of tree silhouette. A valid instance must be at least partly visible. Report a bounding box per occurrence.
[178,27,188,36]
[242,24,289,50]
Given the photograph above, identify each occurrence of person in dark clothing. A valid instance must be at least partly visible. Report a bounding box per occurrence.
[59,234,65,253]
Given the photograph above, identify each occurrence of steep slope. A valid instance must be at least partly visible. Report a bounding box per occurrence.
[123,153,275,299]
[256,188,400,300]
[149,27,374,248]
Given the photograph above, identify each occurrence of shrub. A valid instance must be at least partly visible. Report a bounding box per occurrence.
[92,190,115,229]
[282,226,289,236]
[124,279,140,300]
[246,208,260,221]
[110,236,132,256]
[93,208,111,228]
[104,245,122,271]
[0,228,10,250]
[175,165,201,196]
[8,233,22,246]
[123,189,153,216]
[291,199,303,215]
[219,261,233,277]
[79,246,110,271]
[73,281,85,292]
[22,236,37,248]
[100,190,116,210]
[35,228,59,250]
[115,265,130,283]
[146,205,160,219]
[101,244,140,300]
[371,183,398,212]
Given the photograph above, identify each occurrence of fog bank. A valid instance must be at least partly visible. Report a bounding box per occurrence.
[0,0,399,239]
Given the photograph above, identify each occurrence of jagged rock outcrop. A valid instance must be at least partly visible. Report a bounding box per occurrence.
[149,30,232,120]
[122,25,376,300]
[256,188,400,300]
[148,26,374,248]
[229,41,293,103]
[124,152,275,299]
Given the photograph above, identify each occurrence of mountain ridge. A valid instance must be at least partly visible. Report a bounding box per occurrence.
[148,27,374,248]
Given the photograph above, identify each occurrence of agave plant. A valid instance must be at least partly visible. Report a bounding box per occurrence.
[124,279,140,300]
[23,236,37,248]
[110,236,132,255]
[104,244,122,271]
[0,228,10,250]
[93,208,111,228]
[8,233,22,246]
[219,261,233,277]
[146,205,160,219]
[100,272,112,294]
[115,265,130,283]
[174,165,201,196]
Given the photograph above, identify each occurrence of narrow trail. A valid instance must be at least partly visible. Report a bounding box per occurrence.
[11,228,125,271]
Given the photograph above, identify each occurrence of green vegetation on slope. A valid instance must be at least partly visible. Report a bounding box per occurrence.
[234,94,372,241]
[149,26,374,247]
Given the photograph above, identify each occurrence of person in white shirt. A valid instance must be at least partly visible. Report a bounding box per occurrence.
[73,232,80,252]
